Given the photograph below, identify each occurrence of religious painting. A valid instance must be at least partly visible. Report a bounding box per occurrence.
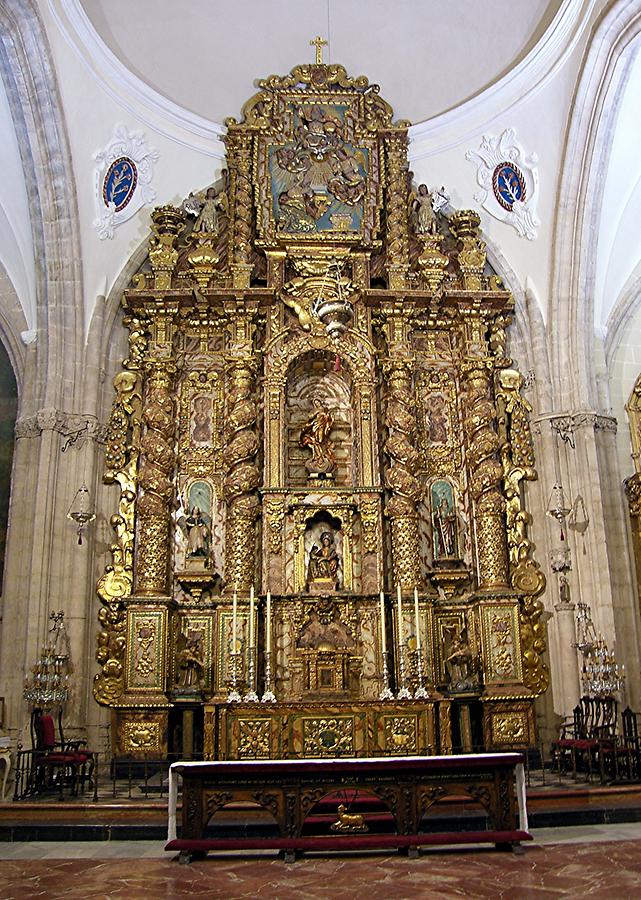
[190,394,214,447]
[430,480,459,561]
[416,370,461,475]
[269,102,368,234]
[424,393,450,445]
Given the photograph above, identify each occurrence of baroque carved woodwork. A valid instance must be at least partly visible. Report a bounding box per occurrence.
[95,51,547,755]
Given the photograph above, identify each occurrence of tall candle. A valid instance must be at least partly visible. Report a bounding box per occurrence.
[232,587,237,653]
[266,591,272,650]
[249,586,255,648]
[396,585,403,646]
[414,587,421,652]
[379,591,386,656]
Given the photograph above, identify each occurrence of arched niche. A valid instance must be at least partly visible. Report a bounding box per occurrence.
[264,329,379,489]
[285,350,353,487]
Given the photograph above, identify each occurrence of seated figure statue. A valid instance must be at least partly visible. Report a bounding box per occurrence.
[307,530,340,589]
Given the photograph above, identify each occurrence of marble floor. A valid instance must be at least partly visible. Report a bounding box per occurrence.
[0,825,640,899]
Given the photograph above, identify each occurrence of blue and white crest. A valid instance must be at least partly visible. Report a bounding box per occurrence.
[466,128,539,240]
[94,125,158,240]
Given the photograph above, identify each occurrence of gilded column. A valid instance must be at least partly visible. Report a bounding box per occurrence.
[135,359,177,596]
[625,474,641,603]
[384,130,410,290]
[383,360,421,589]
[223,359,260,590]
[462,362,508,589]
[225,124,254,288]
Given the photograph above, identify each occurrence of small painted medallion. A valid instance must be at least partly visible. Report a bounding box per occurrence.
[492,161,527,211]
[102,157,138,212]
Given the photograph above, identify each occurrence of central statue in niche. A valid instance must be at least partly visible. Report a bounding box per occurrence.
[300,395,336,478]
[307,531,341,590]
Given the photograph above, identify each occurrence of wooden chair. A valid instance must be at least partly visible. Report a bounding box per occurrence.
[599,707,641,782]
[552,696,617,781]
[14,708,95,800]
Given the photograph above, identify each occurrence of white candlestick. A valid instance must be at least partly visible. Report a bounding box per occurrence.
[396,585,403,646]
[266,591,272,650]
[232,588,237,653]
[379,591,386,656]
[249,586,255,647]
[414,587,421,652]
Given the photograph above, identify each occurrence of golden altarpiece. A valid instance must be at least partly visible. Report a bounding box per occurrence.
[94,56,548,762]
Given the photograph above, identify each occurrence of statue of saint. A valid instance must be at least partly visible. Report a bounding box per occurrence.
[444,626,474,689]
[185,506,209,559]
[432,489,458,559]
[307,531,340,586]
[176,631,205,690]
[300,397,336,474]
[412,183,438,235]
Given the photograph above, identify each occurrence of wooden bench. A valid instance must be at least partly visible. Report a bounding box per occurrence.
[166,752,530,862]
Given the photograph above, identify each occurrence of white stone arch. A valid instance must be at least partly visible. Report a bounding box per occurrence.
[0,261,27,396]
[0,0,84,411]
[550,0,641,410]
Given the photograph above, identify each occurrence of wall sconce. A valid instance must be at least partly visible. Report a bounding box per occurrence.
[67,483,96,545]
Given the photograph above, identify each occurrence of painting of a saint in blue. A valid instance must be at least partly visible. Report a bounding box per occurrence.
[431,480,459,560]
[270,102,368,234]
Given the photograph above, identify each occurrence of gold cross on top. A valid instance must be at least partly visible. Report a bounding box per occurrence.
[310,35,328,65]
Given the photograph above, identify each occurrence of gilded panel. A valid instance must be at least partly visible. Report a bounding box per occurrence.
[480,603,523,684]
[215,609,251,694]
[237,717,272,759]
[296,715,359,758]
[115,710,167,757]
[125,609,166,691]
[382,714,418,755]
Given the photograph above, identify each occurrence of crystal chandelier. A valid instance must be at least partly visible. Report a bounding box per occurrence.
[573,601,624,698]
[23,611,72,709]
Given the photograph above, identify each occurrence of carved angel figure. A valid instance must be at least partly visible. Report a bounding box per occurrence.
[183,184,228,234]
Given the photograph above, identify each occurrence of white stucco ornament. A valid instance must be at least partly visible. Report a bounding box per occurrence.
[466,128,539,240]
[93,125,159,240]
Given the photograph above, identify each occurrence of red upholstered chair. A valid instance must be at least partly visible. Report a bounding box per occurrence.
[31,708,95,799]
[552,697,617,782]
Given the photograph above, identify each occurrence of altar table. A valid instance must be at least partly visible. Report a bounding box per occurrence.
[166,752,530,861]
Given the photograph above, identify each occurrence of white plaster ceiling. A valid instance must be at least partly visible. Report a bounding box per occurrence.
[79,0,561,125]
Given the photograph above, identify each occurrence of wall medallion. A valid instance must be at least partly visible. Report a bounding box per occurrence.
[466,128,539,240]
[94,124,158,240]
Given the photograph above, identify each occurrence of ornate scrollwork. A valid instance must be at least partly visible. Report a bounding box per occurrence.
[496,367,545,597]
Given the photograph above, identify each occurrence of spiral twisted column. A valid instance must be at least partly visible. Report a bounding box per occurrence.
[462,362,508,589]
[225,126,254,288]
[135,361,177,596]
[383,360,421,589]
[223,359,260,590]
[384,130,410,290]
